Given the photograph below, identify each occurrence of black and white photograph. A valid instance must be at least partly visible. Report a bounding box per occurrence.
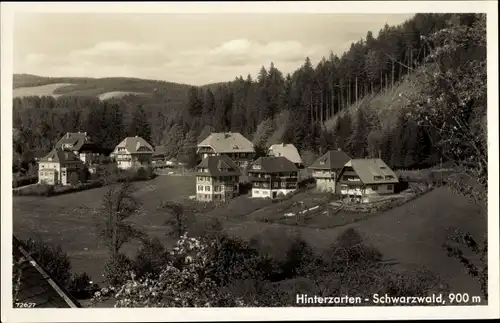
[1,1,498,321]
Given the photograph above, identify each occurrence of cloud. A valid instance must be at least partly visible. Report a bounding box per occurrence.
[16,38,328,85]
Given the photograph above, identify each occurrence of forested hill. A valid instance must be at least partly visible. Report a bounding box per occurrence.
[13,13,486,178]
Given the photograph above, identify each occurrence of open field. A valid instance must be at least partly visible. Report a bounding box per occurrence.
[13,174,486,296]
[13,83,73,98]
[97,91,147,100]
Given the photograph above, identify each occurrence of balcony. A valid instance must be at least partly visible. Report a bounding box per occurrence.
[312,171,335,179]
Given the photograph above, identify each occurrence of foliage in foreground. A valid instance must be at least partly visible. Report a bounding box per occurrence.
[91,228,449,307]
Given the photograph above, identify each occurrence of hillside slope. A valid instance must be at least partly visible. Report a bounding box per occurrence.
[12,74,192,101]
[324,72,421,131]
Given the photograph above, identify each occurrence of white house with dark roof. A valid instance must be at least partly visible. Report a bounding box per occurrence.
[248,156,299,199]
[197,132,255,168]
[308,149,351,193]
[195,155,241,202]
[337,158,399,203]
[38,149,85,186]
[112,136,154,170]
[268,143,303,168]
[54,132,100,165]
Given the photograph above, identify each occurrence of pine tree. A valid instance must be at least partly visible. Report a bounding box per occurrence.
[128,105,152,143]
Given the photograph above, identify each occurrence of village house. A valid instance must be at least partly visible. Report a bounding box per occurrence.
[268,143,303,168]
[308,149,352,193]
[54,132,100,166]
[337,158,399,203]
[195,155,241,202]
[248,156,299,199]
[37,149,85,186]
[197,132,255,168]
[112,136,154,170]
[152,145,168,167]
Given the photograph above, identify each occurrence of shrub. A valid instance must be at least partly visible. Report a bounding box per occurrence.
[21,238,72,287]
[102,253,134,286]
[13,184,54,197]
[68,172,79,186]
[136,167,148,180]
[68,272,100,300]
[133,237,170,279]
[79,168,90,183]
[12,175,38,188]
[280,236,316,278]
[238,182,252,195]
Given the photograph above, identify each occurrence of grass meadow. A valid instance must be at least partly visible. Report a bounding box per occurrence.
[13,173,486,296]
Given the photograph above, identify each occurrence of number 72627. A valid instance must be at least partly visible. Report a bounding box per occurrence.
[14,302,36,308]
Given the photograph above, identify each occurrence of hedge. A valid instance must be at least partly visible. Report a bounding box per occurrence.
[12,175,38,188]
[13,167,158,197]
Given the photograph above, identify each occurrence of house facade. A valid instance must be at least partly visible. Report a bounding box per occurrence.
[195,155,241,202]
[308,149,351,193]
[38,149,85,186]
[112,136,154,170]
[248,156,299,199]
[337,158,399,203]
[268,143,303,168]
[197,132,255,168]
[54,132,100,166]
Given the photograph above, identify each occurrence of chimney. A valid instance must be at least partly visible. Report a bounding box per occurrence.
[66,133,70,139]
[135,135,138,138]
[337,148,341,151]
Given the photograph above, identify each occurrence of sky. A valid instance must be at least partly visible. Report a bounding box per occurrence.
[14,13,414,85]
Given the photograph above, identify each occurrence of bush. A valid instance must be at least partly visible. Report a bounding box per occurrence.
[136,167,148,180]
[102,253,134,286]
[12,175,38,188]
[68,172,79,186]
[238,182,252,195]
[133,237,170,279]
[13,184,54,197]
[21,238,72,287]
[68,272,100,300]
[52,180,104,195]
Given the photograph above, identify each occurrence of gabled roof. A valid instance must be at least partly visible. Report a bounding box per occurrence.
[249,156,298,173]
[197,132,255,154]
[38,149,83,164]
[55,132,95,152]
[309,150,351,170]
[268,143,303,164]
[196,155,241,177]
[114,136,154,154]
[13,237,81,308]
[343,158,399,185]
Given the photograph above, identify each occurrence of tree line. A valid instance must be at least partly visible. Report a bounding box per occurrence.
[13,13,484,172]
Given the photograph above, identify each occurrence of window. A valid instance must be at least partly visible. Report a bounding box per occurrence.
[387,184,393,190]
[385,175,394,180]
[41,165,45,168]
[198,185,203,191]
[215,185,221,192]
[372,185,378,191]
[205,186,211,192]
[263,183,269,188]
[272,182,279,188]
[280,182,286,188]
[374,176,383,180]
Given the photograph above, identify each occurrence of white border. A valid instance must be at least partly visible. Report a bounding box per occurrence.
[1,1,499,322]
